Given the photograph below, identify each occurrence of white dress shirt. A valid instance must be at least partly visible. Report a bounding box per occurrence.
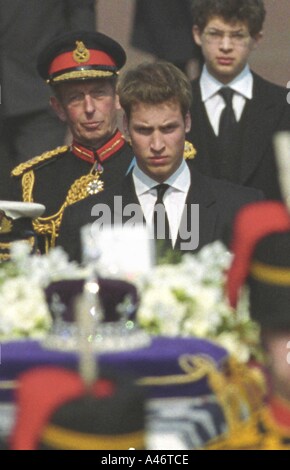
[132,160,191,247]
[200,65,253,135]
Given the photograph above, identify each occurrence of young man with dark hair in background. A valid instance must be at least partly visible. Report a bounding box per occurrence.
[187,0,290,200]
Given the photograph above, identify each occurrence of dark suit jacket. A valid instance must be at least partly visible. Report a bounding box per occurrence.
[0,0,96,117]
[58,165,264,262]
[187,73,290,200]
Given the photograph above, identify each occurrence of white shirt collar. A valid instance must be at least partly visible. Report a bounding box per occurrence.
[133,159,190,197]
[200,64,253,101]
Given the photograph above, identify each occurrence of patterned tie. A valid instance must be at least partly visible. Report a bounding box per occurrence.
[218,87,239,180]
[153,183,171,242]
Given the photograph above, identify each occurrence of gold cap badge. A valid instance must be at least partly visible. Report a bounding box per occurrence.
[72,41,90,64]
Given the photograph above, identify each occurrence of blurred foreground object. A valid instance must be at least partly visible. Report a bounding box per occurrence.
[10,367,145,450]
[0,201,45,261]
[274,131,290,209]
[205,201,290,449]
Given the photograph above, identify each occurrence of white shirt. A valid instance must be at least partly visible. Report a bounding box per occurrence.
[132,160,191,246]
[200,65,253,135]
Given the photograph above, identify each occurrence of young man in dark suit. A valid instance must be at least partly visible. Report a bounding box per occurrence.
[58,61,263,262]
[187,0,290,200]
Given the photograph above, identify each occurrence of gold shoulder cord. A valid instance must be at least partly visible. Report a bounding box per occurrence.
[255,406,290,450]
[12,146,69,177]
[19,149,104,252]
[207,405,290,450]
[203,357,269,450]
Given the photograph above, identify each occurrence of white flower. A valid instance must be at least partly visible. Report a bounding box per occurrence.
[0,245,85,340]
[16,247,85,287]
[138,286,187,336]
[214,332,251,364]
[0,278,52,339]
[135,241,259,363]
[10,241,31,261]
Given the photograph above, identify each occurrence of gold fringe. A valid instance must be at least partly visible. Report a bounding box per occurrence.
[50,70,115,84]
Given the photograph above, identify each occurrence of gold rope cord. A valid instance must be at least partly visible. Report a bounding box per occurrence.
[137,354,219,386]
[138,354,266,438]
[206,405,290,450]
[21,164,104,251]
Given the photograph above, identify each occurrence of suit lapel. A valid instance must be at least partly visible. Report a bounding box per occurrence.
[176,166,218,252]
[189,81,212,169]
[240,73,282,183]
[120,172,145,225]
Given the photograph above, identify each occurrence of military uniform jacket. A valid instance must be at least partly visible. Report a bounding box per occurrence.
[187,73,290,200]
[12,131,134,251]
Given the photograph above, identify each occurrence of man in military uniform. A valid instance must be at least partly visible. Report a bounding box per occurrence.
[11,31,134,252]
[203,201,290,450]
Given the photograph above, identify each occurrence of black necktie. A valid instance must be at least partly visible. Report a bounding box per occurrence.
[219,87,236,137]
[153,183,171,242]
[218,87,239,180]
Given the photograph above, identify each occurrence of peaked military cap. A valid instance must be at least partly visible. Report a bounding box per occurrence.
[226,201,290,329]
[11,368,145,450]
[37,31,126,85]
[248,231,290,329]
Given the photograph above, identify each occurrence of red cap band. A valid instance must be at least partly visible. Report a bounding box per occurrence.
[49,50,116,76]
